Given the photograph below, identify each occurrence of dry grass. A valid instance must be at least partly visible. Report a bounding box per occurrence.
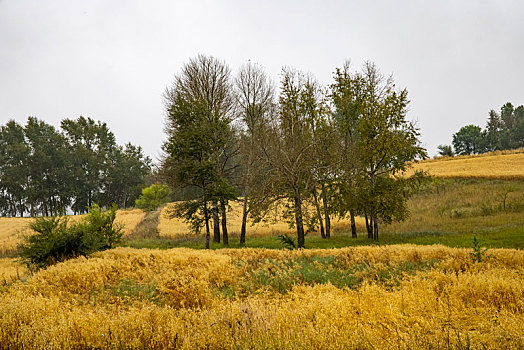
[383,179,524,236]
[114,209,146,237]
[0,258,28,286]
[0,217,33,255]
[158,201,366,238]
[407,150,524,179]
[0,245,522,349]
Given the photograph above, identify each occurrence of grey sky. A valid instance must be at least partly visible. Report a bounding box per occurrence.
[1,0,523,161]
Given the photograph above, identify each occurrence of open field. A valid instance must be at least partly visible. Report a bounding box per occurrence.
[0,246,522,349]
[407,148,524,179]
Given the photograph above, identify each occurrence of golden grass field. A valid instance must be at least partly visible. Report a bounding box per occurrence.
[408,148,524,179]
[1,245,522,349]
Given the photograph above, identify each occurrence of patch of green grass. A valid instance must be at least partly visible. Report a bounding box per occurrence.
[119,224,524,251]
[88,279,158,306]
[217,255,439,296]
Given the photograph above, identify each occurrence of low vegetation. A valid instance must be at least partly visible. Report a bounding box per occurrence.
[0,209,144,257]
[0,246,522,349]
[18,204,123,270]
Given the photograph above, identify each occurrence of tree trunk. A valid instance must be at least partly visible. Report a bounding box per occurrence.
[294,192,305,249]
[312,189,326,238]
[350,210,357,238]
[212,201,220,243]
[220,200,228,246]
[365,209,373,239]
[203,202,210,249]
[373,217,379,241]
[240,195,248,245]
[321,182,331,238]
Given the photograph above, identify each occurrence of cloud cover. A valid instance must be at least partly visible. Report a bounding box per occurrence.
[1,0,523,160]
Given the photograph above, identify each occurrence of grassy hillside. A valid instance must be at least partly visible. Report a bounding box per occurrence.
[1,246,522,349]
[408,148,524,179]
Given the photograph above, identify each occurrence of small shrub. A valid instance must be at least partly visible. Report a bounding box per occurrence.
[470,236,491,263]
[278,234,296,250]
[83,203,123,249]
[18,204,124,270]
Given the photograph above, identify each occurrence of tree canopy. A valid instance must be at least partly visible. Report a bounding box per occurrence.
[449,102,524,155]
[0,117,151,217]
[161,57,427,247]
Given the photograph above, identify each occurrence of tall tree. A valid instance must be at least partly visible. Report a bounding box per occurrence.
[485,109,503,151]
[331,61,365,238]
[339,62,427,240]
[250,69,318,248]
[24,117,71,216]
[162,55,236,249]
[0,120,29,217]
[102,143,152,208]
[61,116,117,213]
[235,61,275,244]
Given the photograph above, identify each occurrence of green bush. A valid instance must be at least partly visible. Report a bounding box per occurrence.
[135,184,172,211]
[19,204,123,270]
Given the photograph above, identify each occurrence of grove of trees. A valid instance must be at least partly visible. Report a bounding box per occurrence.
[440,102,524,156]
[0,116,151,217]
[162,55,427,248]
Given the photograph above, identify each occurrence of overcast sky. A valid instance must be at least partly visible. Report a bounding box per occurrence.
[1,0,523,161]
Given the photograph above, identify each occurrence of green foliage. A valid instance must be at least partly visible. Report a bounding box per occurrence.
[278,234,296,250]
[453,102,524,154]
[470,236,491,263]
[452,125,486,155]
[135,184,172,211]
[19,204,123,269]
[0,117,151,217]
[82,203,124,249]
[437,144,454,157]
[0,120,30,217]
[331,62,427,240]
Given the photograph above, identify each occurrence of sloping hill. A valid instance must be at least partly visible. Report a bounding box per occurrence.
[408,149,524,179]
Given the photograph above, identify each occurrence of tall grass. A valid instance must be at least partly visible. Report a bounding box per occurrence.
[0,246,522,349]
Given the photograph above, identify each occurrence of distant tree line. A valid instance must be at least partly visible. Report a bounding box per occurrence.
[0,116,151,217]
[161,55,427,248]
[438,102,524,156]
